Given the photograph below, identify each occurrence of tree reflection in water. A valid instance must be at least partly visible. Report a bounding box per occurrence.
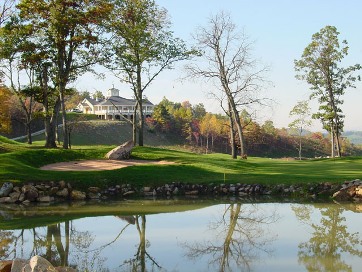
[121,215,162,272]
[182,203,279,272]
[0,222,108,272]
[292,204,362,272]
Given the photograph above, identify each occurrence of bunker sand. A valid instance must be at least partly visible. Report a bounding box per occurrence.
[40,159,174,171]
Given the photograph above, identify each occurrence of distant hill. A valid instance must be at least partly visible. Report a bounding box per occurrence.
[343,131,362,145]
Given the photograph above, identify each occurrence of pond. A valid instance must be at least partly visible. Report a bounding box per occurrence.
[0,199,361,272]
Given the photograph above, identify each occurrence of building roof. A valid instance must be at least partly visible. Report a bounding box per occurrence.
[85,96,154,107]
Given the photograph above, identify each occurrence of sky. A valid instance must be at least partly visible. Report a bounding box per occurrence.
[75,0,362,131]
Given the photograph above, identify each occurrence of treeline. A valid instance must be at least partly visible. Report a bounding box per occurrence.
[147,98,362,158]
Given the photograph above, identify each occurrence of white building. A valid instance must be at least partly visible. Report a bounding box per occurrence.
[78,88,154,120]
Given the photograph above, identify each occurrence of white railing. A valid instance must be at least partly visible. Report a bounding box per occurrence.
[95,110,153,115]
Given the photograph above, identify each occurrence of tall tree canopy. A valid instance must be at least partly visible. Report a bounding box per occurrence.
[294,25,361,158]
[105,0,196,146]
[15,0,112,148]
[289,100,312,160]
[187,11,269,159]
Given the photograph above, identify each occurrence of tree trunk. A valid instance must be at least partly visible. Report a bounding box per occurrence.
[26,121,32,145]
[41,65,57,148]
[299,126,302,160]
[206,135,209,154]
[138,98,144,146]
[133,103,137,144]
[48,98,60,148]
[136,60,144,146]
[229,114,237,159]
[331,129,335,158]
[59,86,68,149]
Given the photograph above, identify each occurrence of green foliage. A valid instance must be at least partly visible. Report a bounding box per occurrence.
[294,25,361,157]
[105,0,197,146]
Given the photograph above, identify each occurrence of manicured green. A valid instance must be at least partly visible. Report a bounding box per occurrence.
[1,137,362,189]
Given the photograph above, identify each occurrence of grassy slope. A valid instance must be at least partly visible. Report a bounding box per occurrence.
[30,120,182,146]
[1,133,362,189]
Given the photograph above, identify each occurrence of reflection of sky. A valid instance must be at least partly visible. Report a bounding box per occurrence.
[6,203,362,272]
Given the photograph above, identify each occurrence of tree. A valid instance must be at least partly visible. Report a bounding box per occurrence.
[294,25,361,158]
[16,0,113,149]
[187,11,269,159]
[0,84,12,134]
[106,0,196,146]
[92,90,105,100]
[0,0,15,26]
[192,103,206,120]
[289,100,312,160]
[0,17,45,144]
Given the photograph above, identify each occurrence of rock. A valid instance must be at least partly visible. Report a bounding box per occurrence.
[0,260,12,272]
[105,140,134,160]
[332,186,356,201]
[0,197,15,204]
[88,187,101,193]
[29,255,57,272]
[22,185,39,202]
[185,190,199,195]
[143,187,151,192]
[87,192,100,199]
[18,193,25,202]
[70,190,86,201]
[49,187,59,196]
[10,259,28,272]
[123,191,135,196]
[58,181,66,189]
[56,188,69,198]
[9,192,20,202]
[0,183,13,197]
[22,264,31,272]
[356,187,362,198]
[38,196,54,203]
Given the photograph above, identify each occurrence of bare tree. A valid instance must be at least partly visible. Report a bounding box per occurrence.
[187,11,269,159]
[0,0,15,26]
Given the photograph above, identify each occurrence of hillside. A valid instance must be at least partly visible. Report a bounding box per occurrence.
[343,131,362,145]
[29,120,183,147]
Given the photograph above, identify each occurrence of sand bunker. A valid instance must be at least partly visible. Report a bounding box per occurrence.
[40,159,174,171]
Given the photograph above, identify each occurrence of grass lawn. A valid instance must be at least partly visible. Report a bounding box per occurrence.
[1,136,362,189]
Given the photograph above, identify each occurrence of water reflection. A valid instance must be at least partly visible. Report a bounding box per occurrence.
[121,215,162,272]
[292,204,362,272]
[182,203,279,272]
[0,201,360,272]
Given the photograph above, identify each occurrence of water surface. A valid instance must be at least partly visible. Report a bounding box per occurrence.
[0,199,361,272]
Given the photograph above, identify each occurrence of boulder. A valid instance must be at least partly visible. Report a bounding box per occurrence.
[70,190,86,201]
[29,256,57,272]
[22,185,39,202]
[10,259,28,272]
[38,196,54,203]
[0,183,13,197]
[105,140,134,160]
[0,260,12,272]
[56,188,69,198]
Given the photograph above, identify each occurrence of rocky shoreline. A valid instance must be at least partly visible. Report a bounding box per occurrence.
[0,179,361,204]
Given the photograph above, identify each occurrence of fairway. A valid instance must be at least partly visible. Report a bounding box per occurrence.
[0,139,361,188]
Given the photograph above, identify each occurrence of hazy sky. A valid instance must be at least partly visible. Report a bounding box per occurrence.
[76,0,362,131]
